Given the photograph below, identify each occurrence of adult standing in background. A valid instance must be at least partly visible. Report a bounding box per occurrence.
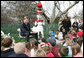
[67,16,71,32]
[62,15,71,35]
[78,20,83,29]
[72,19,78,31]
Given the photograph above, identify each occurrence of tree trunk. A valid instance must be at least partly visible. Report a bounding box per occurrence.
[50,1,57,23]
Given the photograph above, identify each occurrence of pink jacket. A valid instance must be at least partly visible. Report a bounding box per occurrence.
[73,53,83,57]
[46,52,55,57]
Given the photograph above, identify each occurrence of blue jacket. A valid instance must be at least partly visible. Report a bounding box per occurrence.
[49,32,55,38]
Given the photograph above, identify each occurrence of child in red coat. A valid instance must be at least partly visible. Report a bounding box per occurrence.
[77,28,83,38]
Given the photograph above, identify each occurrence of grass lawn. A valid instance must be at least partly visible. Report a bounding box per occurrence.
[1,23,59,43]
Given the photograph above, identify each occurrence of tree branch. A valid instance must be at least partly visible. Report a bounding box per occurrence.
[56,1,62,13]
[52,1,79,23]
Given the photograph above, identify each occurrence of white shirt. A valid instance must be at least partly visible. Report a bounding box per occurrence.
[31,49,35,57]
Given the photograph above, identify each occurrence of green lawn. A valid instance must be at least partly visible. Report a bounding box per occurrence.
[1,23,59,43]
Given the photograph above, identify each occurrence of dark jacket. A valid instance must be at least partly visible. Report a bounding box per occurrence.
[47,38,56,46]
[62,20,71,32]
[8,53,28,57]
[1,48,14,57]
[67,20,71,28]
[20,22,31,35]
[62,20,67,29]
[72,22,78,29]
[62,20,71,29]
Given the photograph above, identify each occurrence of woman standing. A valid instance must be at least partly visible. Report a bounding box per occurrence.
[62,15,71,35]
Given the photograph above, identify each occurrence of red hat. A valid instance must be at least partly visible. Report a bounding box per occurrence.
[37,2,42,8]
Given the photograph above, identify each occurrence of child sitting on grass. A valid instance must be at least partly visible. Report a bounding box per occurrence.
[63,38,73,46]
[77,28,83,38]
[39,39,54,57]
[55,30,59,39]
[42,44,54,57]
[39,38,50,48]
[67,31,73,40]
[25,42,31,57]
[49,30,55,39]
[71,43,83,57]
[1,37,14,57]
[58,32,63,40]
[58,46,70,57]
[57,31,64,45]
[50,40,60,57]
[34,49,46,57]
[30,39,38,57]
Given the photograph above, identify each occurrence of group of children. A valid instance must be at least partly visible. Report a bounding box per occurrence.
[1,19,83,57]
[47,19,83,57]
[1,28,83,57]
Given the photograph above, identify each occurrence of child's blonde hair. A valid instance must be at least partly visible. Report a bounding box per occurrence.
[34,49,46,57]
[14,42,26,54]
[65,39,73,46]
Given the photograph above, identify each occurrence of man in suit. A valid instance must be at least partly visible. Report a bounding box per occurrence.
[20,16,38,42]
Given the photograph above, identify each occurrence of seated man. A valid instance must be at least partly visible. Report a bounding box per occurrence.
[20,16,38,42]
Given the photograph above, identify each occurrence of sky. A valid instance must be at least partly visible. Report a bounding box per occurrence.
[41,1,83,18]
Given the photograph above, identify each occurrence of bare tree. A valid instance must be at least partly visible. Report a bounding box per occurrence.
[41,1,80,24]
[1,1,37,24]
[1,1,81,25]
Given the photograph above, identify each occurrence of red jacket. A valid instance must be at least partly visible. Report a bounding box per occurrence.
[51,45,59,57]
[69,34,73,40]
[77,31,83,38]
